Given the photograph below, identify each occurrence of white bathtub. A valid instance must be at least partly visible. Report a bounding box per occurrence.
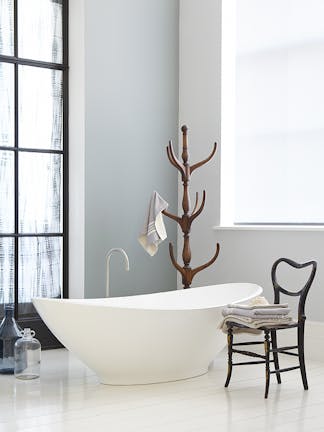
[33,283,262,385]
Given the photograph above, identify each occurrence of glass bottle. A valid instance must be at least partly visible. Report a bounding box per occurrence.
[14,328,41,380]
[0,304,22,374]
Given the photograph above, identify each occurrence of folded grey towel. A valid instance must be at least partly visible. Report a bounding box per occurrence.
[219,315,294,333]
[222,307,291,318]
[254,307,291,315]
[138,191,169,256]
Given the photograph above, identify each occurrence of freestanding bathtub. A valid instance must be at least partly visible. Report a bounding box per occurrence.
[33,283,262,385]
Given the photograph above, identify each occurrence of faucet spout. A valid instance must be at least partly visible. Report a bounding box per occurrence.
[106,248,130,297]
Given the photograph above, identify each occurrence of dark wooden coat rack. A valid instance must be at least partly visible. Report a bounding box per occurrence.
[162,125,220,289]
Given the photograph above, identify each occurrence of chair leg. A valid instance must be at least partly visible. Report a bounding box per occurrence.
[225,327,233,387]
[271,330,281,384]
[298,324,308,390]
[264,330,271,398]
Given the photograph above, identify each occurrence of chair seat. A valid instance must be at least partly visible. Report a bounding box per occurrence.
[226,320,299,331]
[258,322,299,331]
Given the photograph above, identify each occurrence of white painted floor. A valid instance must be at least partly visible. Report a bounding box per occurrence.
[0,348,323,432]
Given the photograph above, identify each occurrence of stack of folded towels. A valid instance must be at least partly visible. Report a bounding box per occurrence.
[219,296,292,333]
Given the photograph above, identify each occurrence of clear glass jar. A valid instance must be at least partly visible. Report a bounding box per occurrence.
[0,304,22,374]
[14,328,41,380]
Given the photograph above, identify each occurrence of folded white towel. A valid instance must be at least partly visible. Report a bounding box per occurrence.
[138,191,169,256]
[227,303,288,310]
[222,307,291,318]
[249,296,271,306]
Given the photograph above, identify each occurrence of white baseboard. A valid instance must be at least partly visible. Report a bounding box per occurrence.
[232,320,324,363]
[277,320,324,362]
[303,320,323,362]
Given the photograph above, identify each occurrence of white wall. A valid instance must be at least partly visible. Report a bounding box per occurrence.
[178,0,222,287]
[179,0,324,323]
[69,0,179,298]
[213,228,324,322]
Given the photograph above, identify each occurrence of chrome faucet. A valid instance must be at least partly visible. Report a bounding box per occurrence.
[105,248,130,297]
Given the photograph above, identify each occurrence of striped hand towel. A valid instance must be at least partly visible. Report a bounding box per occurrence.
[138,191,169,256]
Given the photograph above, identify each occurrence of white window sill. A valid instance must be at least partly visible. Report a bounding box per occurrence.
[213,225,324,232]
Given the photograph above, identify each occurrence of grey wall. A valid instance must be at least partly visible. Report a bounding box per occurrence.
[84,0,179,298]
[179,0,324,323]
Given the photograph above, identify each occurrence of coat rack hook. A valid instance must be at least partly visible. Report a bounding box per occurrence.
[190,142,217,175]
[163,126,219,288]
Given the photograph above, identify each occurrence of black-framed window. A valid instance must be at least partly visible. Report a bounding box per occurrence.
[0,0,68,348]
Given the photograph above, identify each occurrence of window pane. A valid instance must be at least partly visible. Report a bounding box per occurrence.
[19,65,63,150]
[0,0,14,56]
[234,0,324,223]
[0,238,14,306]
[19,153,62,233]
[0,62,14,147]
[18,237,62,305]
[0,151,14,233]
[18,0,63,63]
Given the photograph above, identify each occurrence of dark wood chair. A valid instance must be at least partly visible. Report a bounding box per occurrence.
[224,258,317,398]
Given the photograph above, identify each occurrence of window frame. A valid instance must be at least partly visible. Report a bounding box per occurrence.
[0,0,68,348]
[220,0,324,228]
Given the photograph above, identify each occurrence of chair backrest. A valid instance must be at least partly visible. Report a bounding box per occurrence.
[271,258,317,321]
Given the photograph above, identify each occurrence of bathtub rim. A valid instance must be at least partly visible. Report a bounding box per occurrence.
[33,282,263,312]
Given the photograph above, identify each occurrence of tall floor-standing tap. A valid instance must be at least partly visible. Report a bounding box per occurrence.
[105,248,130,297]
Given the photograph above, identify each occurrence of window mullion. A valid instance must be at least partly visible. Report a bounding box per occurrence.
[13,0,18,319]
[62,0,69,299]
